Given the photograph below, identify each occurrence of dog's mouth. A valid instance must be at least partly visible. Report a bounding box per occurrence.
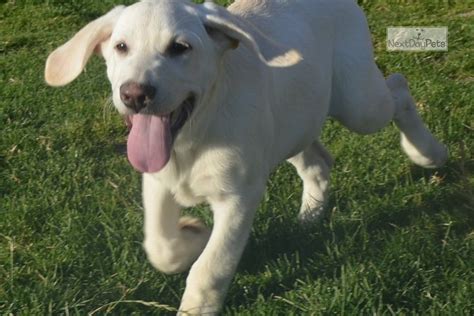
[170,95,196,136]
[125,95,196,173]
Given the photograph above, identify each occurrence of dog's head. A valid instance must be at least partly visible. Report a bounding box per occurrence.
[45,0,300,173]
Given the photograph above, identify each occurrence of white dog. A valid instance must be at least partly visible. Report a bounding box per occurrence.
[45,0,447,314]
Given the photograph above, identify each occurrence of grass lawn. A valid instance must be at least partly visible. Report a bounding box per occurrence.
[1,0,473,314]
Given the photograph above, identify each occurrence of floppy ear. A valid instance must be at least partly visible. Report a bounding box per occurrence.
[199,2,301,68]
[45,6,125,87]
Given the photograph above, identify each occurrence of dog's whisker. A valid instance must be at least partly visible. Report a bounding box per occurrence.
[101,96,115,124]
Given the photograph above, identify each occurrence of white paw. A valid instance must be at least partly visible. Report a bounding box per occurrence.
[144,217,210,274]
[178,216,210,235]
[298,206,325,223]
[401,134,448,169]
[178,288,221,316]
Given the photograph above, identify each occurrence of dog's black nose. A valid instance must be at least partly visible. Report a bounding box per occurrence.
[120,81,156,113]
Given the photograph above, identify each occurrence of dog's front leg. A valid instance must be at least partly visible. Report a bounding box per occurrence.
[178,184,265,315]
[142,174,211,275]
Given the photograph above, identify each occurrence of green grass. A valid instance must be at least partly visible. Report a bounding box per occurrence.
[1,0,473,315]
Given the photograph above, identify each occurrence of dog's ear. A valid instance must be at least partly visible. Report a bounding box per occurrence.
[45,6,125,86]
[199,2,301,68]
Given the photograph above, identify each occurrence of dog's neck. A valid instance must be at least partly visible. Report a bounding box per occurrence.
[157,45,272,192]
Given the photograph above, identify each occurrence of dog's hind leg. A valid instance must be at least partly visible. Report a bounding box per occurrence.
[387,73,448,168]
[142,174,210,274]
[330,65,447,168]
[288,140,333,223]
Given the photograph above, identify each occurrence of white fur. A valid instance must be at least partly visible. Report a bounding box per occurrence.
[45,0,447,314]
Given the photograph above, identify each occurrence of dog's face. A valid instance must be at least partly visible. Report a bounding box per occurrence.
[101,2,225,174]
[104,1,220,117]
[45,0,299,173]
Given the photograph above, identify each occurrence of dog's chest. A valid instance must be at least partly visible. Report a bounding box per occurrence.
[156,147,241,207]
[172,180,207,207]
[160,167,226,208]
[156,168,210,207]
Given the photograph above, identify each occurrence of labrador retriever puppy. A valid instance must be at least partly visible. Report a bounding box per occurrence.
[45,0,447,314]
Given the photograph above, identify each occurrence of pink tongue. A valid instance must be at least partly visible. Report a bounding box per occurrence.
[127,114,172,173]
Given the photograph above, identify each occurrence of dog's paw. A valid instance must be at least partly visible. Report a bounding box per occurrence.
[178,216,210,235]
[401,134,448,169]
[177,305,219,316]
[298,206,326,224]
[177,216,211,263]
[144,217,211,274]
[178,285,221,316]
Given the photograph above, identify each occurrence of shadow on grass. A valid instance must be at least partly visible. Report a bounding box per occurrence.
[230,155,473,308]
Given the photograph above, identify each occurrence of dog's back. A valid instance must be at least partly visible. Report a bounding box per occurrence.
[227,0,377,160]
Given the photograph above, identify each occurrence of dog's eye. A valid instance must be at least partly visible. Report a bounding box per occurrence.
[168,41,192,56]
[115,42,128,54]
